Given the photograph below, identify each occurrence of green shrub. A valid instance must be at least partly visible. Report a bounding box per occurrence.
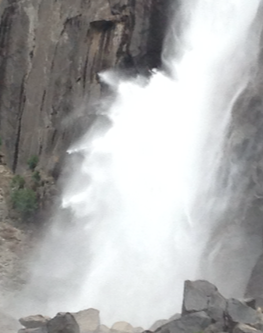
[0,137,2,147]
[32,170,41,183]
[27,155,39,171]
[11,175,25,189]
[11,188,37,217]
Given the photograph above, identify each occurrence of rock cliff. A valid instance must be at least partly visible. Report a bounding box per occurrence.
[0,0,171,176]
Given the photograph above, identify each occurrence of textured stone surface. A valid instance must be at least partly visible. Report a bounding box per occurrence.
[226,299,259,326]
[204,322,225,333]
[155,311,212,333]
[233,323,263,333]
[149,320,169,332]
[73,309,100,333]
[0,0,172,176]
[19,315,50,329]
[182,280,226,322]
[47,313,80,333]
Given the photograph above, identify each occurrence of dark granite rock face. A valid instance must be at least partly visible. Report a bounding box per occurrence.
[0,0,172,176]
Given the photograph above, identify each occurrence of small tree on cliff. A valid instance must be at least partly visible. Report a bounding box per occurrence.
[11,188,37,218]
[27,155,39,171]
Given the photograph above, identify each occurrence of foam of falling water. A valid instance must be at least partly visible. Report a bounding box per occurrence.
[15,0,262,328]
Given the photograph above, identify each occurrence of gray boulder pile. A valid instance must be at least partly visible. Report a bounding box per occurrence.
[17,309,143,333]
[17,280,263,333]
[155,280,263,333]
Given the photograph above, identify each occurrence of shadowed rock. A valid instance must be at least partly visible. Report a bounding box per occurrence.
[204,322,225,333]
[155,311,212,333]
[47,313,80,333]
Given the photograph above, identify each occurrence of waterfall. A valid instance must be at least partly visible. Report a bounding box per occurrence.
[15,0,262,328]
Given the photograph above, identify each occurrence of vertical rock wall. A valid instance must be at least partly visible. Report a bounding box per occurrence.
[0,0,171,176]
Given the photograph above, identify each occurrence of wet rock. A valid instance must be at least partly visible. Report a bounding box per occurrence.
[149,320,169,332]
[47,313,80,333]
[204,322,225,333]
[150,314,180,331]
[226,299,259,327]
[182,280,226,322]
[233,323,263,333]
[19,315,50,329]
[168,315,181,321]
[73,309,100,333]
[155,311,212,333]
[244,299,257,310]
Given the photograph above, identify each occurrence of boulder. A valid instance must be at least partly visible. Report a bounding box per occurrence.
[233,323,263,333]
[150,314,180,331]
[73,309,100,333]
[244,299,257,310]
[226,299,259,327]
[204,322,225,333]
[207,288,227,322]
[149,320,169,332]
[182,280,226,322]
[19,315,51,329]
[47,313,80,333]
[18,328,47,333]
[133,327,144,333]
[155,311,212,333]
[168,315,181,321]
[111,322,134,333]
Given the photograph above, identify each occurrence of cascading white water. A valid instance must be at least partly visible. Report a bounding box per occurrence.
[16,0,262,328]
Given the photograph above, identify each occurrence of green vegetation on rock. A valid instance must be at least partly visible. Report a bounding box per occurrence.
[32,170,41,184]
[27,155,39,171]
[11,188,37,217]
[11,175,25,190]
